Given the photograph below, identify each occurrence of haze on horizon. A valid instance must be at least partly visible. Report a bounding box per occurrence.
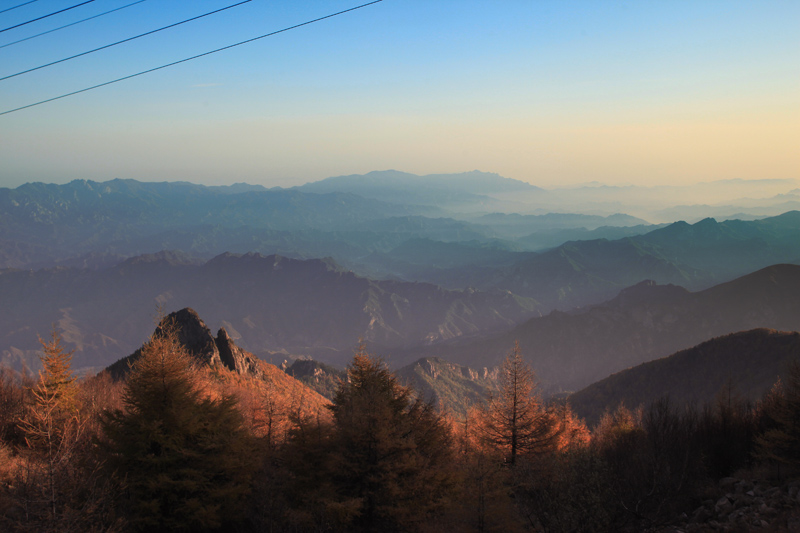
[0,0,797,191]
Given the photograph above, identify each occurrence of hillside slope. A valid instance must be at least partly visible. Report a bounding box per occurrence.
[569,329,800,425]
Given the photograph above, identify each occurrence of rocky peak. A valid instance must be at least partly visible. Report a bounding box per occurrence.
[107,308,264,380]
[154,308,219,363]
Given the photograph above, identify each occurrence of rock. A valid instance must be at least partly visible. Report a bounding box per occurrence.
[719,477,739,491]
[715,496,733,514]
[691,506,711,523]
[734,495,752,509]
[759,504,777,516]
[216,327,264,378]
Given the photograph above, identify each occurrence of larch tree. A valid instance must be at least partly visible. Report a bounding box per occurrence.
[18,329,82,525]
[481,341,561,465]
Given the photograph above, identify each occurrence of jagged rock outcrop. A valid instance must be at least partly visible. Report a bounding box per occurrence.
[107,308,263,380]
[396,356,499,416]
[284,359,346,400]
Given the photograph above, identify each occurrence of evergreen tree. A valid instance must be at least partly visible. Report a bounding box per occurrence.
[481,341,561,465]
[327,345,455,532]
[100,325,257,532]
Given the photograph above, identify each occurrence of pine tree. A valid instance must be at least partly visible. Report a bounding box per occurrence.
[100,324,257,532]
[326,345,455,532]
[481,341,561,465]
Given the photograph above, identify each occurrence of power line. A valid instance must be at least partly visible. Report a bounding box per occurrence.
[1,0,96,33]
[0,0,384,117]
[1,0,253,81]
[0,0,41,16]
[0,0,149,50]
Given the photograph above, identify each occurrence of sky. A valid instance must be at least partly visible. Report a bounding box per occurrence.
[0,0,798,189]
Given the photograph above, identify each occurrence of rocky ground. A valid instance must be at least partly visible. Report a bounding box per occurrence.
[655,476,800,532]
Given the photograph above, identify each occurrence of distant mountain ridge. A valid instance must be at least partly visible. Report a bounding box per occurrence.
[295,170,542,211]
[409,212,800,310]
[0,178,435,269]
[283,354,499,418]
[0,252,541,372]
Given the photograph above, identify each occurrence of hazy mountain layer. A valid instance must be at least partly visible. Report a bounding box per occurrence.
[295,169,542,212]
[410,212,800,310]
[569,329,800,426]
[393,264,800,394]
[0,252,540,372]
[0,178,436,268]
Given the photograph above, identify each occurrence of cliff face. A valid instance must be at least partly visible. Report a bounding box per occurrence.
[107,308,264,380]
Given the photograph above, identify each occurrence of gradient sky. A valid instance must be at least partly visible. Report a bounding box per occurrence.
[0,0,797,189]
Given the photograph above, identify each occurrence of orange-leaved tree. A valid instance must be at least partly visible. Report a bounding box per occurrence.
[480,341,561,466]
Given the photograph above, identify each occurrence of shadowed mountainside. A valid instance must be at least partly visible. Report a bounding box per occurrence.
[569,329,800,426]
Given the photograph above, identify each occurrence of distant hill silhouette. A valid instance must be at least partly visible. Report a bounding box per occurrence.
[569,329,800,426]
[295,170,542,210]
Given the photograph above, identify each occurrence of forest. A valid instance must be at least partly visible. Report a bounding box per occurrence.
[1,324,798,532]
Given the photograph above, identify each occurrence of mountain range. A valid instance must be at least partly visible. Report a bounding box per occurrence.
[2,172,799,424]
[0,251,539,372]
